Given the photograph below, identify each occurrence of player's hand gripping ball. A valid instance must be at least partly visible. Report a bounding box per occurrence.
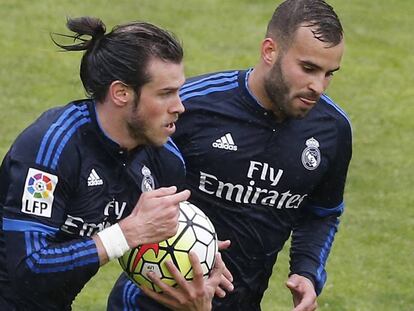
[119,201,218,292]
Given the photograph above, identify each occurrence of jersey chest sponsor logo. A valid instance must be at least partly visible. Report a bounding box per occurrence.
[198,160,307,209]
[21,168,58,218]
[60,200,127,237]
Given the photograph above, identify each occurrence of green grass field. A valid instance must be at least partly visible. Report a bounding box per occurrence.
[1,1,413,310]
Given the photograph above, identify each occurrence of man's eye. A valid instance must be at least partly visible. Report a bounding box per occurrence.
[160,91,172,97]
[303,66,314,72]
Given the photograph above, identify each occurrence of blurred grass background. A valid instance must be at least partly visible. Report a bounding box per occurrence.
[0,1,413,310]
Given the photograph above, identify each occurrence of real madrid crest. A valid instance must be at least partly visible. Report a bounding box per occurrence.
[141,165,155,192]
[301,137,321,170]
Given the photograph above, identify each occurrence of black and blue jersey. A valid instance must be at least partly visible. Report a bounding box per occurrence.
[0,99,185,310]
[107,69,352,311]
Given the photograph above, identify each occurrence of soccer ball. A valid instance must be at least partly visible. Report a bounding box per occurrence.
[119,201,218,292]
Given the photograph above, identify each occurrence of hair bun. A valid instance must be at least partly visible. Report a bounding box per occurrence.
[66,16,106,40]
[90,18,106,40]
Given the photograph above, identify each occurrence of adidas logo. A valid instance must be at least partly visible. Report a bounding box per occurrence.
[88,169,104,186]
[212,133,238,151]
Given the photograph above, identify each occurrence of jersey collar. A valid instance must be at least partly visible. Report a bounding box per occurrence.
[85,100,130,159]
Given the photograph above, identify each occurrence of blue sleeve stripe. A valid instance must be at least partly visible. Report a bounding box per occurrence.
[42,108,88,167]
[307,202,345,217]
[3,218,59,235]
[38,239,96,256]
[181,82,239,102]
[315,220,339,293]
[180,71,238,92]
[33,231,42,251]
[26,231,95,256]
[36,105,80,164]
[36,104,88,165]
[25,229,32,254]
[26,256,98,273]
[24,231,98,272]
[164,138,185,169]
[35,104,90,169]
[180,75,238,97]
[50,117,91,169]
[123,278,141,311]
[34,248,96,264]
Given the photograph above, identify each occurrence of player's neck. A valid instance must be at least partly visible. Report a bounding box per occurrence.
[95,101,143,150]
[248,66,285,123]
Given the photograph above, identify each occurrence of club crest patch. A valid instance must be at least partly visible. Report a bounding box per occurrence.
[141,165,154,192]
[21,168,58,218]
[301,137,321,171]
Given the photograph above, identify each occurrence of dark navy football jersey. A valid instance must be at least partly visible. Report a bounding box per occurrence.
[107,69,352,311]
[0,99,185,310]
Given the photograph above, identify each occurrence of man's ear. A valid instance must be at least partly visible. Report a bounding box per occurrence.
[108,81,132,107]
[261,38,280,66]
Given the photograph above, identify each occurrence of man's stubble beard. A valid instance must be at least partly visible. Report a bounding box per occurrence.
[263,56,292,120]
[126,96,152,147]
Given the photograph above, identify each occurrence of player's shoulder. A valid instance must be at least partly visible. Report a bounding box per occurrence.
[9,100,92,170]
[317,94,352,133]
[142,138,186,188]
[179,70,240,103]
[162,138,185,168]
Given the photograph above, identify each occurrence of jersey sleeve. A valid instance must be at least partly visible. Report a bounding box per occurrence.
[289,114,352,295]
[1,139,99,308]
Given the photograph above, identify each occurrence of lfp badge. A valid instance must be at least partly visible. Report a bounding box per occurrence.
[22,168,58,218]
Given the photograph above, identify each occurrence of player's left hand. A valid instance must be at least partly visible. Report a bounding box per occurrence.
[141,251,226,311]
[286,274,318,311]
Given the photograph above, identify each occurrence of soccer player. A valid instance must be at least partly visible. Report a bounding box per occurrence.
[108,0,352,310]
[0,17,227,310]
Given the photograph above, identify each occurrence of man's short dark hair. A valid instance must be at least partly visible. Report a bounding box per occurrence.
[266,0,343,49]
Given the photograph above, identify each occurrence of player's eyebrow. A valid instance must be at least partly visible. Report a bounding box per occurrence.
[158,86,181,94]
[300,60,340,73]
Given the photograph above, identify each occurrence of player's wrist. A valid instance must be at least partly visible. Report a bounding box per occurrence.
[97,223,130,261]
[117,217,145,248]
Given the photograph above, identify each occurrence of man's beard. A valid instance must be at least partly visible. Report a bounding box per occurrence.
[127,115,147,144]
[126,99,151,146]
[263,56,291,119]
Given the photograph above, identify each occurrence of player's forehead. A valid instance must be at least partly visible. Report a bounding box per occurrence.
[144,58,185,91]
[288,25,344,70]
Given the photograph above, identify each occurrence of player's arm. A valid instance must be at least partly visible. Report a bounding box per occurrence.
[287,197,344,311]
[3,226,100,296]
[288,212,339,311]
[2,157,101,306]
[288,118,352,309]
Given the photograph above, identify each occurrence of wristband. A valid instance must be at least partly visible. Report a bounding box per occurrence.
[97,223,130,260]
